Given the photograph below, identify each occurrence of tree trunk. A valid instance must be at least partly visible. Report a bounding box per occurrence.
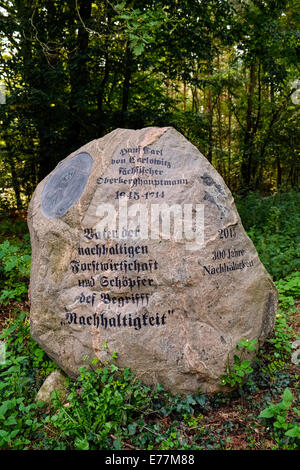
[183,80,186,111]
[7,153,22,211]
[121,43,134,126]
[241,63,256,191]
[276,154,282,188]
[227,91,232,188]
[207,87,213,163]
[68,0,92,146]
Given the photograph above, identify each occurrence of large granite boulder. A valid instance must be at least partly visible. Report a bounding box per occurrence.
[28,127,277,394]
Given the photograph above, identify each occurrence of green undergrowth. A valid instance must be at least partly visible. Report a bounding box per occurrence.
[236,191,300,280]
[0,237,31,305]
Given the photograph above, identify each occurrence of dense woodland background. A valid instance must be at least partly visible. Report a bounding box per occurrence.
[0,0,299,213]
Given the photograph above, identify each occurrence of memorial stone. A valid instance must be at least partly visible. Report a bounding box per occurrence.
[28,127,277,394]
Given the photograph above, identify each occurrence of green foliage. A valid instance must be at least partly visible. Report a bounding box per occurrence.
[259,388,300,448]
[260,272,299,376]
[46,361,153,450]
[236,338,258,352]
[276,272,300,309]
[0,311,57,378]
[269,312,294,362]
[153,388,208,418]
[114,2,168,56]
[0,383,44,449]
[220,338,258,388]
[236,192,300,280]
[30,341,58,377]
[0,236,31,304]
[0,312,53,449]
[0,219,28,240]
[157,429,187,450]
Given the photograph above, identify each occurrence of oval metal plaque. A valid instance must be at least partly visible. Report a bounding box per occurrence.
[41,152,93,218]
